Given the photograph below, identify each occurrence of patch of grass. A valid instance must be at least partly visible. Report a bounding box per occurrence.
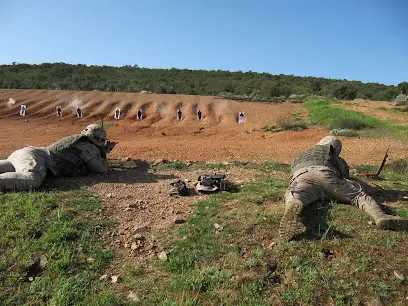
[130,160,408,305]
[304,99,408,139]
[263,115,308,132]
[329,116,370,130]
[364,159,408,182]
[100,121,113,127]
[305,99,380,129]
[192,161,227,170]
[153,160,229,172]
[376,106,408,114]
[153,161,189,171]
[0,190,120,305]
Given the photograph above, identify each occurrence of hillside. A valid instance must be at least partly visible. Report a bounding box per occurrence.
[1,89,407,165]
[1,63,407,101]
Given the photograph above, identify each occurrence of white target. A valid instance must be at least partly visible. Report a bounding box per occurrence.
[136,109,143,121]
[197,109,203,121]
[20,105,26,116]
[56,106,62,117]
[177,109,183,121]
[114,108,121,120]
[238,112,245,124]
[76,107,83,118]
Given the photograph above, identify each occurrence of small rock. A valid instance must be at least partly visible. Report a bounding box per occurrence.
[364,297,383,306]
[127,291,140,302]
[124,242,130,248]
[214,223,223,231]
[182,236,187,240]
[39,255,48,268]
[106,193,113,198]
[99,274,108,281]
[128,203,139,208]
[124,207,133,212]
[152,159,164,166]
[267,242,276,249]
[125,157,132,161]
[394,270,405,281]
[133,225,151,234]
[87,257,95,263]
[158,251,168,261]
[133,233,144,240]
[28,276,34,282]
[174,217,186,224]
[111,275,119,284]
[131,242,139,251]
[368,221,374,225]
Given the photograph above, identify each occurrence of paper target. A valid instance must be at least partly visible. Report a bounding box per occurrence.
[20,105,26,116]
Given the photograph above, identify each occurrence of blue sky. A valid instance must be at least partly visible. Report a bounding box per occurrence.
[0,0,407,85]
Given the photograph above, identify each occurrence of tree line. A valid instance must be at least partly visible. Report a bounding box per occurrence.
[0,62,406,101]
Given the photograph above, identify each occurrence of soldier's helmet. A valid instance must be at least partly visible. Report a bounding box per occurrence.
[316,136,342,156]
[81,124,107,147]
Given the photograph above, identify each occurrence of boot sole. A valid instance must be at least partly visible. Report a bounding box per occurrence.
[279,200,302,242]
[377,218,408,231]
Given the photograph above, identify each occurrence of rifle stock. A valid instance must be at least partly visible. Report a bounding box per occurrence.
[364,145,390,178]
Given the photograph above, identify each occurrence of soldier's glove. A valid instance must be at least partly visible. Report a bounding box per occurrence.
[105,141,117,153]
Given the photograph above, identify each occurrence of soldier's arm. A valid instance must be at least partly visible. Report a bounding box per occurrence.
[337,157,350,178]
[76,142,109,174]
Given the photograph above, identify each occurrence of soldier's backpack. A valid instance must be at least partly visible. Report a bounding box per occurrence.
[195,174,228,193]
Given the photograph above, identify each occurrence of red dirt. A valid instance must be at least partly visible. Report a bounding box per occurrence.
[0,89,407,166]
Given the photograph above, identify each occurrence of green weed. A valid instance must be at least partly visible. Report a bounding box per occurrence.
[0,190,119,305]
[304,99,408,139]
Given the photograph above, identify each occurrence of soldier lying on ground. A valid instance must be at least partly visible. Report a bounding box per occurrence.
[0,124,116,191]
[279,136,408,242]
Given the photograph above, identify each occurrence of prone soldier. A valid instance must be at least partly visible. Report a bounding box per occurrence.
[279,136,408,242]
[0,124,116,191]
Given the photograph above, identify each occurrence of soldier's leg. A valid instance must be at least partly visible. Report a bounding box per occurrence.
[0,172,44,190]
[326,177,408,231]
[279,170,326,242]
[0,148,47,191]
[0,159,15,173]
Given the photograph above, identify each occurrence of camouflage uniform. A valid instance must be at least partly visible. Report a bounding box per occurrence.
[0,146,51,191]
[0,124,111,192]
[279,136,408,242]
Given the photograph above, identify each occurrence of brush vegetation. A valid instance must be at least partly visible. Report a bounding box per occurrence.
[305,99,408,139]
[1,63,407,101]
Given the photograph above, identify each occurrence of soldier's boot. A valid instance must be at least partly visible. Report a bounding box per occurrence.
[279,199,303,242]
[364,204,408,231]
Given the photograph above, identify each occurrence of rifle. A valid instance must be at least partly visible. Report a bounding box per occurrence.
[100,118,117,153]
[105,140,117,153]
[363,145,390,178]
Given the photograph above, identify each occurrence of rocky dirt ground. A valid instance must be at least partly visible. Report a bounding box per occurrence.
[43,158,263,273]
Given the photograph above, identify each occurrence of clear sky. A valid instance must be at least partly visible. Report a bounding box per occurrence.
[1,0,407,85]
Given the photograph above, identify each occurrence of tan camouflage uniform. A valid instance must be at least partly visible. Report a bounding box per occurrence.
[0,124,111,192]
[279,136,408,242]
[0,146,50,191]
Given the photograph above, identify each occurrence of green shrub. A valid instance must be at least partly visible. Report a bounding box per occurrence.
[328,116,371,130]
[304,99,381,130]
[264,115,308,132]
